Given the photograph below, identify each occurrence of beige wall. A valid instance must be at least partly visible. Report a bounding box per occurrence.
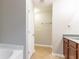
[35,7,52,45]
[52,0,75,55]
[66,0,79,34]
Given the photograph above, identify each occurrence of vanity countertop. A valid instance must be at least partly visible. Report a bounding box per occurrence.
[63,34,79,43]
[64,36,79,43]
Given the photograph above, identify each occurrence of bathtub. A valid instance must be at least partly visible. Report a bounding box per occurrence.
[0,44,24,59]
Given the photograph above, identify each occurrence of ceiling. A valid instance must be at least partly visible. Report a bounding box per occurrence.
[33,0,52,7]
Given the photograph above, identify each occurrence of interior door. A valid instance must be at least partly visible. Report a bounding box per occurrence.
[27,0,35,59]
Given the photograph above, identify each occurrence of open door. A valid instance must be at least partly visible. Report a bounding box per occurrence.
[26,0,35,59]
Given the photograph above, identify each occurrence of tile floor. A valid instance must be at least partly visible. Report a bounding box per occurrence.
[31,46,64,59]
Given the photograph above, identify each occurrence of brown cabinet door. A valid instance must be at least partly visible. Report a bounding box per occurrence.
[69,46,77,59]
[63,39,69,59]
[64,43,69,59]
[78,44,79,59]
[64,47,69,59]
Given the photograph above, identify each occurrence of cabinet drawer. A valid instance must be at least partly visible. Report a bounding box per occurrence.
[69,40,77,48]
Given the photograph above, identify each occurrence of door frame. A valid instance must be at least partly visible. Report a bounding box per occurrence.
[26,0,53,59]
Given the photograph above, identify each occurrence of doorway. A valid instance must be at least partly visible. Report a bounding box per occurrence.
[34,6,52,47]
[31,0,52,59]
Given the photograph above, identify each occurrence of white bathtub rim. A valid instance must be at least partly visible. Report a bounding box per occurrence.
[0,43,24,50]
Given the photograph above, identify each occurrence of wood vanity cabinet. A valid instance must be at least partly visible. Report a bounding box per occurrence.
[69,40,77,59]
[78,45,79,59]
[63,37,78,59]
[63,38,69,59]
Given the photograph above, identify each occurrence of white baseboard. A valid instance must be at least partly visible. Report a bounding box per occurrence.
[52,53,64,58]
[35,44,52,48]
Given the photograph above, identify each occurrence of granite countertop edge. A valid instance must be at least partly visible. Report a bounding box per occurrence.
[63,34,79,43]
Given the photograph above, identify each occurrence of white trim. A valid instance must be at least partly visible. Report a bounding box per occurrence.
[30,49,35,57]
[28,49,35,59]
[35,44,52,48]
[52,53,65,58]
